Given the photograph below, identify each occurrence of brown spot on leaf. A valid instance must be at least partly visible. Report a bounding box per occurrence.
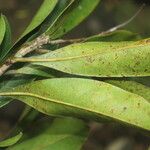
[137,103,140,107]
[123,106,127,111]
[86,56,95,63]
[144,69,148,72]
[145,39,150,43]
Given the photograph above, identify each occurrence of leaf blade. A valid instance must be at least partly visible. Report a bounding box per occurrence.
[21,0,58,38]
[0,15,12,62]
[0,14,6,46]
[31,40,150,77]
[1,78,150,131]
[0,132,22,147]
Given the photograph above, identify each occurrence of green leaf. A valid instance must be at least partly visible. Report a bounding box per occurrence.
[0,14,6,46]
[46,0,100,39]
[0,75,37,108]
[105,79,150,103]
[38,0,75,35]
[0,15,12,62]
[0,132,22,147]
[21,0,58,38]
[8,118,88,150]
[1,78,150,131]
[30,40,150,77]
[86,30,140,42]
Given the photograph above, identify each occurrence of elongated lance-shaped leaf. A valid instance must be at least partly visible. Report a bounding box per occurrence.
[9,64,150,104]
[0,15,12,62]
[0,78,150,131]
[25,39,150,77]
[0,14,6,46]
[21,0,58,38]
[8,118,88,150]
[45,0,100,39]
[0,132,22,147]
[10,65,150,103]
[38,0,75,36]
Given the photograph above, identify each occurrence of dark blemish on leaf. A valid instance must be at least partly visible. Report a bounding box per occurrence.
[131,68,136,72]
[144,69,148,72]
[100,60,105,64]
[135,61,140,66]
[121,74,126,77]
[115,53,118,59]
[123,106,127,111]
[145,39,150,43]
[136,40,143,45]
[63,28,66,33]
[82,51,85,54]
[86,56,94,63]
[137,103,140,107]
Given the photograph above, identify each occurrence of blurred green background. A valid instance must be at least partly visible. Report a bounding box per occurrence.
[0,0,150,150]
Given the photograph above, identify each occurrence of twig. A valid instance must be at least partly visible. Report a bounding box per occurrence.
[0,34,49,76]
[99,4,145,35]
[15,34,50,57]
[0,64,12,76]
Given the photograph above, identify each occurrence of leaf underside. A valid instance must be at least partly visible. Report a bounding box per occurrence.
[1,78,150,131]
[31,40,150,77]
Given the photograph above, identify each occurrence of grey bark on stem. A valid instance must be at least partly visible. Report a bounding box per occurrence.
[0,34,50,76]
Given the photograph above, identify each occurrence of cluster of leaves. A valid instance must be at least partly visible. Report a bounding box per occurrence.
[0,0,149,149]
